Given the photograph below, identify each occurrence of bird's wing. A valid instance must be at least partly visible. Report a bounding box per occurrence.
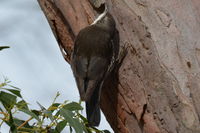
[84,56,109,100]
[71,55,88,100]
[71,25,114,101]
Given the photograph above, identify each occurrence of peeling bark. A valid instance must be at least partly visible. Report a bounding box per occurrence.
[38,0,200,132]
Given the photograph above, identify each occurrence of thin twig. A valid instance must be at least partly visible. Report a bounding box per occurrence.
[17,117,33,130]
[0,112,7,116]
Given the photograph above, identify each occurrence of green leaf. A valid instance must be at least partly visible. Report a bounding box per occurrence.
[13,118,32,129]
[81,123,89,133]
[102,130,111,133]
[19,108,41,122]
[0,46,10,51]
[55,110,61,118]
[16,100,29,110]
[60,108,84,133]
[52,103,60,107]
[79,114,88,123]
[31,109,41,116]
[0,91,17,110]
[54,120,67,133]
[48,103,60,112]
[37,101,46,110]
[63,102,83,111]
[5,88,22,98]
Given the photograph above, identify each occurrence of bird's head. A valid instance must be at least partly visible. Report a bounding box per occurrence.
[91,4,116,33]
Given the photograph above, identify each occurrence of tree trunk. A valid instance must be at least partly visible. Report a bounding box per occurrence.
[37,0,200,132]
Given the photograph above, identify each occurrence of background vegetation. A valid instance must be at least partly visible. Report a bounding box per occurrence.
[0,46,110,133]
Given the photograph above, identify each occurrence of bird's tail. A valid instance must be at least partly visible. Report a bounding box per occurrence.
[86,86,101,126]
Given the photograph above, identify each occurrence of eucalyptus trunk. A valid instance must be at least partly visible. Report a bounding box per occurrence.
[38,0,200,132]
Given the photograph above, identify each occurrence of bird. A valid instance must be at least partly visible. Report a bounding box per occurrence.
[70,4,119,126]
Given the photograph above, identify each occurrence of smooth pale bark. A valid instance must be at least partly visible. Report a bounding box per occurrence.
[38,0,200,132]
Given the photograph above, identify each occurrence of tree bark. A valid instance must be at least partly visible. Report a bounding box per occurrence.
[37,0,200,133]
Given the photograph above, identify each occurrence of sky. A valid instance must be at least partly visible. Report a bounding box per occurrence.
[0,0,112,132]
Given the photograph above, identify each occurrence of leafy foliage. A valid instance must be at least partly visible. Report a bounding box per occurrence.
[0,79,110,133]
[0,46,110,132]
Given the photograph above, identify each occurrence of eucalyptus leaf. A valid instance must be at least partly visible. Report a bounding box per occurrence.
[19,108,41,122]
[48,103,60,111]
[54,120,67,133]
[37,101,46,110]
[16,100,29,110]
[60,108,84,133]
[79,114,88,123]
[31,109,41,116]
[102,130,111,133]
[63,102,83,111]
[51,103,60,107]
[13,118,32,129]
[5,88,22,98]
[0,91,17,110]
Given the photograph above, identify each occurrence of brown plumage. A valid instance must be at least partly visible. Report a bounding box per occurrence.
[71,12,118,126]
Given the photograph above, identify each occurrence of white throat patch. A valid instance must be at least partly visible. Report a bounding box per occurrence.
[91,5,108,25]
